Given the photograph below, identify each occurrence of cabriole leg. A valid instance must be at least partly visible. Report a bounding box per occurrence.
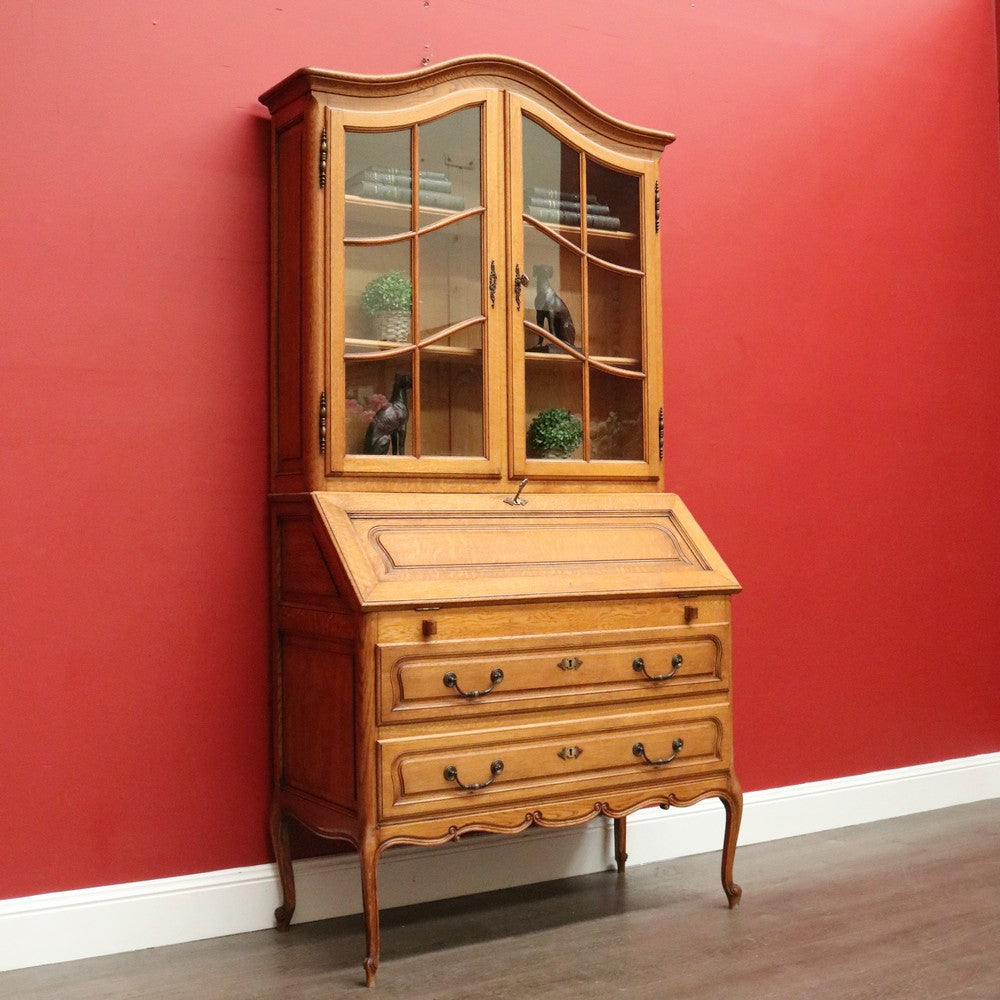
[613,816,628,873]
[360,838,380,987]
[269,803,296,930]
[720,781,743,908]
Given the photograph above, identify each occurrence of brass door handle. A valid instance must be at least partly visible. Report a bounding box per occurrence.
[514,263,529,310]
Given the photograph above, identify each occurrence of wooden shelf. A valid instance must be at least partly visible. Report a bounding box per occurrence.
[344,196,635,248]
[346,337,482,362]
[524,349,640,369]
[345,195,477,234]
[523,217,638,242]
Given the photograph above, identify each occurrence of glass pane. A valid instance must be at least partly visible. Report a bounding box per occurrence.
[345,129,412,238]
[345,244,412,345]
[417,108,481,228]
[521,115,582,248]
[590,370,644,461]
[525,358,584,460]
[587,262,642,364]
[420,326,485,457]
[585,159,641,268]
[418,215,483,340]
[523,239,581,356]
[345,358,414,456]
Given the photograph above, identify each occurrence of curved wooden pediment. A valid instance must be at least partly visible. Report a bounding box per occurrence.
[259,54,675,151]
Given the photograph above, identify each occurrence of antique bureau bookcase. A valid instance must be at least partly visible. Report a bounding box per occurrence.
[259,56,742,986]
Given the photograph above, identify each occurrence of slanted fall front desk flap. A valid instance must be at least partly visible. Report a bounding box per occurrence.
[310,492,739,610]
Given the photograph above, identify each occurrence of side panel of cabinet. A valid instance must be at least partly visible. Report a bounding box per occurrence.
[271,498,361,838]
[278,634,357,809]
[272,115,305,486]
[271,100,326,493]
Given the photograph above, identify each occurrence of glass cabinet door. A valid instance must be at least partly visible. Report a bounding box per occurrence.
[334,95,501,474]
[510,101,659,477]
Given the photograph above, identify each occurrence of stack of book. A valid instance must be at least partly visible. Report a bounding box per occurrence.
[346,168,465,211]
[525,187,621,231]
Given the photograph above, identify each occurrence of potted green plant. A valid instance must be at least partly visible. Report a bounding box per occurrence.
[361,270,412,343]
[527,407,583,459]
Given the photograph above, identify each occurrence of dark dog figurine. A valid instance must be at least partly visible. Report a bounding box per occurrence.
[531,264,576,351]
[363,372,413,455]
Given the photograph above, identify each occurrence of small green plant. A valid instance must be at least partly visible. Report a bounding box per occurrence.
[361,271,412,315]
[527,408,583,458]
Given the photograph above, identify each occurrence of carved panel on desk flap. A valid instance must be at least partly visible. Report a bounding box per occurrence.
[356,515,700,579]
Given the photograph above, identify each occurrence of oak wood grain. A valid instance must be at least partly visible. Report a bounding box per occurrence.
[263,58,741,985]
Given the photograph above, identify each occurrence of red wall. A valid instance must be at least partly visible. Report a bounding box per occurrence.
[2,2,998,901]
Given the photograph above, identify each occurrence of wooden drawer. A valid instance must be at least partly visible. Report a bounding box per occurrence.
[375,596,732,644]
[377,625,729,724]
[377,703,729,820]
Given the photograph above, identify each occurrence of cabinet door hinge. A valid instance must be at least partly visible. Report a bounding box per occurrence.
[319,391,327,454]
[658,407,664,460]
[319,126,328,189]
[654,180,660,233]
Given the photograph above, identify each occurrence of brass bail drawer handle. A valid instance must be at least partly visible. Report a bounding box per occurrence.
[444,759,504,790]
[632,654,682,681]
[443,667,504,698]
[632,737,684,766]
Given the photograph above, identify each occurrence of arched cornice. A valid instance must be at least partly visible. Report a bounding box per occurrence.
[259,55,675,150]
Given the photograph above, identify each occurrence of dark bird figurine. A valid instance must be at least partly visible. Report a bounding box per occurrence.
[363,372,413,455]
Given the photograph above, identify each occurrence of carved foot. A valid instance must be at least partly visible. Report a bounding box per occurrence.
[613,816,627,874]
[269,804,297,931]
[720,779,743,909]
[360,838,381,987]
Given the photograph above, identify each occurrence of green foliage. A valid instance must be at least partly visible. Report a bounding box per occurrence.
[527,408,583,457]
[361,271,412,315]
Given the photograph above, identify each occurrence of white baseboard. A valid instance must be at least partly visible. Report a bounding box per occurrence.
[2,751,998,973]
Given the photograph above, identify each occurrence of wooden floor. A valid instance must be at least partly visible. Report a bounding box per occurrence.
[4,800,998,998]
